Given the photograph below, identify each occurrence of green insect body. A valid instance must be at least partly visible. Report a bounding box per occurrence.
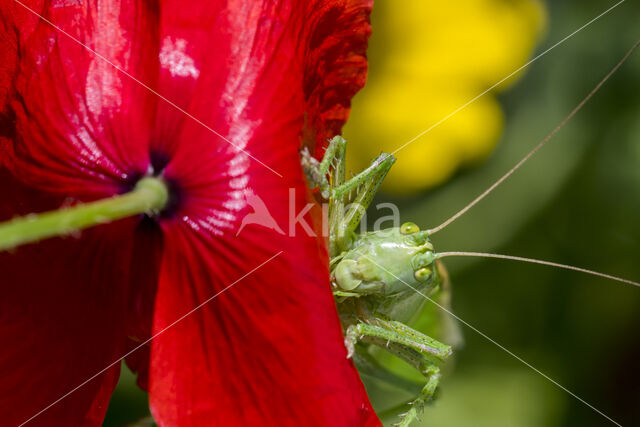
[302,136,454,427]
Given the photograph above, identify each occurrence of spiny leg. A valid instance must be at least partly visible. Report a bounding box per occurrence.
[332,152,395,201]
[334,153,395,252]
[301,136,349,257]
[127,416,156,426]
[302,136,396,255]
[327,137,348,256]
[388,348,441,427]
[351,348,424,396]
[344,321,451,361]
[373,318,453,358]
[372,342,443,427]
[301,135,347,198]
[346,322,449,426]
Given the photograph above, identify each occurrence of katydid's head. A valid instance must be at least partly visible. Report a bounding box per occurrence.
[332,222,438,296]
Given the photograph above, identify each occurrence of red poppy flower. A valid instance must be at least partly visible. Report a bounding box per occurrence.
[0,1,378,425]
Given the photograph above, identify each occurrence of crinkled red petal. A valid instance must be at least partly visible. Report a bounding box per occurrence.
[303,0,373,158]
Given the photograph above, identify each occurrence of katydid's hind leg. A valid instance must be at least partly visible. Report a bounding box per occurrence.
[345,320,450,426]
[370,318,453,359]
[128,416,156,426]
[374,343,443,427]
[344,321,451,361]
[393,355,441,427]
[352,348,423,396]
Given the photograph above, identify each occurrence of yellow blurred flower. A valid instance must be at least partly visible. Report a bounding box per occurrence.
[343,0,546,194]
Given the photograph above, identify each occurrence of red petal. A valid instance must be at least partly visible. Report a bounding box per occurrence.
[303,0,373,157]
[0,12,17,117]
[2,0,377,424]
[123,217,165,391]
[150,164,376,425]
[146,1,377,424]
[0,171,133,426]
[1,1,158,196]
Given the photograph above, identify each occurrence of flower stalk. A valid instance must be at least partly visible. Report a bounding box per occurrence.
[0,177,168,251]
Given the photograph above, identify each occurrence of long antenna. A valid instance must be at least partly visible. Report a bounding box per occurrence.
[428,38,640,235]
[437,251,640,288]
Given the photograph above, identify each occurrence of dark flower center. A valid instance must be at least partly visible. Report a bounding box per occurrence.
[122,150,181,219]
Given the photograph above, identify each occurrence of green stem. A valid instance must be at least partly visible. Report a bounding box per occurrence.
[0,177,169,252]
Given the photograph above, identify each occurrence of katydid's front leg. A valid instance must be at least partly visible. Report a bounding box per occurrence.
[301,136,347,198]
[334,153,395,252]
[301,136,349,256]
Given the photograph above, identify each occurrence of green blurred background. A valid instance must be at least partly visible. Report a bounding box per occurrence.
[105,1,640,425]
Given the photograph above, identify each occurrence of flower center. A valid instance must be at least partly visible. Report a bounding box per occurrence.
[148,152,181,219]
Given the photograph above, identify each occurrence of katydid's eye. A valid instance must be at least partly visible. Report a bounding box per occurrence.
[400,222,420,234]
[414,267,432,282]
